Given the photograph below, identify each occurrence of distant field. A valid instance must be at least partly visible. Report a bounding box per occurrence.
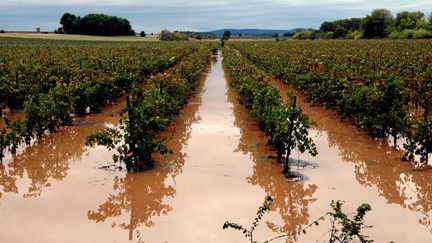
[0,32,160,42]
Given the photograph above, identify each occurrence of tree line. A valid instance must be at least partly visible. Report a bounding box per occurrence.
[158,29,218,41]
[292,9,432,40]
[57,13,135,36]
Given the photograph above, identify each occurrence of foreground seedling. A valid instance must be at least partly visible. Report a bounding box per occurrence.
[223,196,373,243]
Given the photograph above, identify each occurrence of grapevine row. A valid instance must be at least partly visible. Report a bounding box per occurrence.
[230,40,432,162]
[0,38,205,160]
[222,46,317,175]
[86,45,213,171]
[0,38,198,112]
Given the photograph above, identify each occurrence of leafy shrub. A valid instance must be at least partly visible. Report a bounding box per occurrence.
[403,112,432,162]
[319,31,334,39]
[401,29,416,39]
[292,30,316,40]
[413,28,432,39]
[346,30,363,39]
[389,29,431,39]
[389,31,404,39]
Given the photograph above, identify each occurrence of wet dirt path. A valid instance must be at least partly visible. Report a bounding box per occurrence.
[0,52,431,243]
[135,54,286,242]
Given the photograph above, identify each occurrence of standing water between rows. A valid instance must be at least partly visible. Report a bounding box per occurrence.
[0,52,431,242]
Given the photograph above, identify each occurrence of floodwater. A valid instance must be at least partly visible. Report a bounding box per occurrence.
[270,79,432,242]
[0,53,431,243]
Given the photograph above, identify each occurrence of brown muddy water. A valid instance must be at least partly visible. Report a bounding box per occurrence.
[0,53,431,243]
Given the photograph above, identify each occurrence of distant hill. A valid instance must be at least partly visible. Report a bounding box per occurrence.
[204,28,303,36]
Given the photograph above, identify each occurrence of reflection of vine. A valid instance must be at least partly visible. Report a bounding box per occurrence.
[0,162,17,198]
[87,172,175,239]
[225,71,317,243]
[87,67,206,239]
[0,102,121,200]
[326,117,432,232]
[0,131,77,198]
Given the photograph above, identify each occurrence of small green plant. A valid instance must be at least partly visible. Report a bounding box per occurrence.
[281,95,317,177]
[223,196,273,243]
[328,200,373,243]
[223,196,373,243]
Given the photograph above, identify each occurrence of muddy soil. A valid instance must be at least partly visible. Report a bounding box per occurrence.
[0,53,431,243]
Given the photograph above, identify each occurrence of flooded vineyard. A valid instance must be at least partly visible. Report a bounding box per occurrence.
[0,53,431,243]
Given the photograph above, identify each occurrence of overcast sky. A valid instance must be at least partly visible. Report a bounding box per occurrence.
[1,0,431,32]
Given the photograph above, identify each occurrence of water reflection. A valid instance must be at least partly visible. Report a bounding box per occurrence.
[312,103,432,233]
[272,80,432,234]
[0,110,24,128]
[226,75,317,242]
[0,102,121,200]
[87,172,175,240]
[87,69,206,239]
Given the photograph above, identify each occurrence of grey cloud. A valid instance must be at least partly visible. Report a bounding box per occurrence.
[0,0,431,32]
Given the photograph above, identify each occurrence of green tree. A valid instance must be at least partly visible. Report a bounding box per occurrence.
[320,21,336,32]
[333,27,348,38]
[429,13,432,26]
[282,32,293,37]
[222,30,231,41]
[173,31,185,41]
[60,13,78,34]
[363,8,394,38]
[140,31,146,37]
[320,18,363,33]
[293,30,316,40]
[59,13,134,36]
[395,11,424,31]
[342,18,364,31]
[416,17,429,30]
